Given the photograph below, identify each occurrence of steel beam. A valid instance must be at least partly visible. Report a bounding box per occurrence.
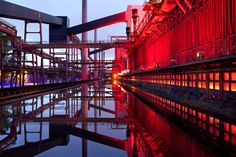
[0,1,63,25]
[68,12,127,35]
[89,48,111,55]
[69,127,126,150]
[22,42,132,49]
[0,80,94,105]
[22,117,138,123]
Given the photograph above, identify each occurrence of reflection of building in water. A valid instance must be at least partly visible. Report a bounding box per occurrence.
[0,82,169,157]
[123,82,236,156]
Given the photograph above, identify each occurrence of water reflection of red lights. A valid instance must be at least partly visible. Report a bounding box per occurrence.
[122,82,236,157]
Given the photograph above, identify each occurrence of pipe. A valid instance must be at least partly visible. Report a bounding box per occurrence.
[161,0,176,13]
[184,0,192,9]
[174,0,187,14]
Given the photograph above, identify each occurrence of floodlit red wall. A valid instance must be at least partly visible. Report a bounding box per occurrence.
[113,48,128,73]
[128,0,236,71]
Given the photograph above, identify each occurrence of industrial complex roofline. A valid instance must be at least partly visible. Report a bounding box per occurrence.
[0,1,129,38]
[0,1,63,25]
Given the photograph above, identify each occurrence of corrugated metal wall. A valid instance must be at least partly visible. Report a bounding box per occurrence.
[129,0,236,71]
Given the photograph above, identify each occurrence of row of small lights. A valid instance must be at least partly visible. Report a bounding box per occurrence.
[118,70,130,76]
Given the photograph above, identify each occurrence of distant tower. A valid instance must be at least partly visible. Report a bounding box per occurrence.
[81,1,89,157]
[81,0,88,80]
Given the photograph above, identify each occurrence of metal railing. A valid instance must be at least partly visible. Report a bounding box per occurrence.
[23,36,132,45]
[132,34,236,72]
[0,18,16,34]
[168,35,236,66]
[0,18,15,29]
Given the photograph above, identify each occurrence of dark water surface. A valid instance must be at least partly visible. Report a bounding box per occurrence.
[0,82,222,157]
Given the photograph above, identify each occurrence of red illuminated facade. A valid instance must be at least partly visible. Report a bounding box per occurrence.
[117,0,236,155]
[127,0,236,70]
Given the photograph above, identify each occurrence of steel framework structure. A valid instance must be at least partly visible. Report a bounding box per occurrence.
[0,1,133,88]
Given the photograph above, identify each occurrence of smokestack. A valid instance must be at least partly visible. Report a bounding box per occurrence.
[81,0,88,80]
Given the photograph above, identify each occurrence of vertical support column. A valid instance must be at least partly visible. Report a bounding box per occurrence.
[81,0,89,80]
[23,21,27,87]
[66,48,69,82]
[32,50,36,85]
[39,19,44,84]
[24,16,44,85]
[36,52,39,84]
[15,48,20,87]
[81,83,88,157]
[132,9,139,36]
[53,48,56,83]
[81,1,88,157]
[72,47,75,81]
[18,44,22,87]
[22,51,26,86]
[49,48,52,84]
[76,48,79,81]
[94,29,98,80]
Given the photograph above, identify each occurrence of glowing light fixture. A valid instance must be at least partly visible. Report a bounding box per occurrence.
[196,51,205,60]
[113,80,118,85]
[113,73,118,79]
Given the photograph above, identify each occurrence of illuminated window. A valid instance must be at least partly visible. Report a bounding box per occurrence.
[232,83,236,92]
[189,73,196,87]
[224,72,230,91]
[224,72,236,92]
[171,75,175,85]
[209,72,220,90]
[198,112,207,129]
[182,106,188,119]
[176,74,181,86]
[175,103,181,116]
[209,116,220,137]
[162,75,166,84]
[231,125,236,146]
[232,72,236,81]
[224,83,230,91]
[160,75,163,84]
[182,74,188,87]
[224,72,230,80]
[232,125,236,135]
[166,75,170,85]
[170,102,175,113]
[198,73,206,89]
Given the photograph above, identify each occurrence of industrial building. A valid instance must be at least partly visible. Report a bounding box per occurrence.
[0,0,236,156]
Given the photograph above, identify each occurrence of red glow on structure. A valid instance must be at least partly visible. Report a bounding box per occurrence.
[232,125,236,135]
[224,83,230,91]
[125,0,236,72]
[224,123,230,132]
[224,73,230,80]
[232,72,236,81]
[113,73,118,80]
[113,80,118,85]
[231,83,236,92]
[209,117,214,125]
